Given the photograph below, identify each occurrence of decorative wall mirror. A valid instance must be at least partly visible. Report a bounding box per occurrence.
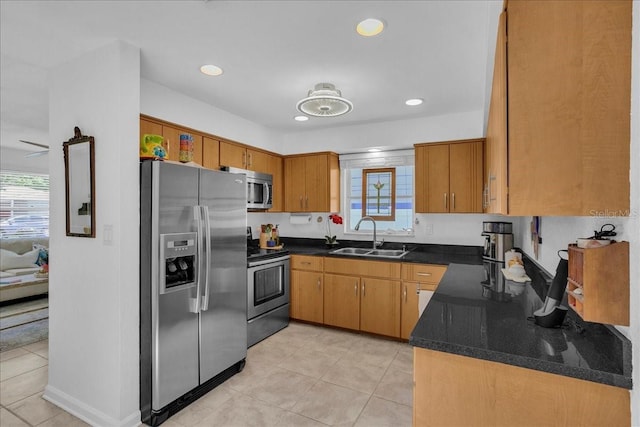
[362,168,395,221]
[63,127,95,237]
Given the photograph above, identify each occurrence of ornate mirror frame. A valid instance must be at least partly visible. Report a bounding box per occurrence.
[63,126,95,237]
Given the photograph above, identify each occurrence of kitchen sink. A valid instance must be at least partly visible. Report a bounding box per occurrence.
[329,247,408,259]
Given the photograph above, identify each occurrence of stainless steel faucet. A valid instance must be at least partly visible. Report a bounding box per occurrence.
[354,216,382,249]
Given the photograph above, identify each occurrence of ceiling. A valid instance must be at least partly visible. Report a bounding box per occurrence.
[0,0,501,152]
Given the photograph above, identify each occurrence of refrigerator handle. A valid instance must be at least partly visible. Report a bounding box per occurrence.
[190,205,203,314]
[201,205,212,311]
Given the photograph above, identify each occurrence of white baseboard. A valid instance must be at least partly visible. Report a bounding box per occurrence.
[43,384,141,427]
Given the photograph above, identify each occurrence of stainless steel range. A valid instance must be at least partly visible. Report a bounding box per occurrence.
[246,227,290,347]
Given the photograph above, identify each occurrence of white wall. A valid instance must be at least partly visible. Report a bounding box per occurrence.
[44,40,140,427]
[141,79,279,153]
[0,147,49,175]
[278,110,485,155]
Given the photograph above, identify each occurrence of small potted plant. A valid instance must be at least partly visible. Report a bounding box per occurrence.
[325,213,343,247]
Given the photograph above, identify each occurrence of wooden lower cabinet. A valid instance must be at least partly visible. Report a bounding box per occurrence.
[400,263,447,340]
[290,270,323,323]
[360,278,400,337]
[290,255,324,323]
[413,347,630,427]
[400,282,420,340]
[323,274,360,330]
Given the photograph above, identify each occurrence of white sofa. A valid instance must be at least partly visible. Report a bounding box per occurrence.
[0,237,49,303]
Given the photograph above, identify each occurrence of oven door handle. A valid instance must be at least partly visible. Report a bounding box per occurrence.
[248,255,290,268]
[190,205,203,314]
[201,205,212,311]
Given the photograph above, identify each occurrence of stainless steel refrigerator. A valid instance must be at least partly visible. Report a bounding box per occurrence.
[140,161,247,426]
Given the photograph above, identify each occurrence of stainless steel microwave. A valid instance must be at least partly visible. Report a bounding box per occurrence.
[221,166,273,210]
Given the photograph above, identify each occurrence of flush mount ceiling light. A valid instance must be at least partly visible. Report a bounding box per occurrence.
[357,18,385,37]
[296,83,353,117]
[405,98,424,106]
[294,115,309,122]
[200,64,223,76]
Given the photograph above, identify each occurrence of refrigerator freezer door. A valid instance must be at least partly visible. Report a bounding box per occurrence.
[198,168,248,383]
[151,162,201,409]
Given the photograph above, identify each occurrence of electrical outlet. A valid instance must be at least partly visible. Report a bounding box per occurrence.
[425,224,434,235]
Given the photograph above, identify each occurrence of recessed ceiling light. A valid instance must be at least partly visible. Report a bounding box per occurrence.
[356,18,384,37]
[200,64,223,76]
[368,148,382,152]
[294,115,309,122]
[405,98,423,106]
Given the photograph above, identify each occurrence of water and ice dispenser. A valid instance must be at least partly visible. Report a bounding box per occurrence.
[159,232,197,293]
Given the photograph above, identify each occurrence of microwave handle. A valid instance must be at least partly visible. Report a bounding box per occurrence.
[264,182,270,205]
[201,205,212,311]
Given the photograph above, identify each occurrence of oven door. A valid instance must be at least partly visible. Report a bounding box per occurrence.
[247,255,290,320]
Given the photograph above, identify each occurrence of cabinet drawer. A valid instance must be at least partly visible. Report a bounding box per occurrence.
[291,255,323,271]
[401,263,447,285]
[324,257,401,279]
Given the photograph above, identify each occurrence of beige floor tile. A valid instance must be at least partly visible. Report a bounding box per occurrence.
[389,345,413,374]
[170,383,238,426]
[373,367,413,407]
[278,346,341,379]
[36,410,89,427]
[247,338,301,368]
[194,394,287,427]
[23,339,48,359]
[322,356,386,394]
[341,337,400,369]
[277,411,329,427]
[291,380,370,426]
[0,366,48,406]
[226,355,276,393]
[1,352,48,381]
[0,347,29,362]
[0,408,30,427]
[6,392,63,426]
[307,328,360,355]
[354,396,412,427]
[245,367,317,410]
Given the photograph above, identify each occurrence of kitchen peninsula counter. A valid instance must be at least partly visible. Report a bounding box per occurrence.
[409,263,631,389]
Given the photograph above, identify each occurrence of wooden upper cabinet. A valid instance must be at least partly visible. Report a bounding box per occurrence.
[266,154,284,212]
[484,11,508,215]
[219,141,248,169]
[284,152,340,213]
[162,125,203,165]
[506,0,631,216]
[202,137,220,170]
[415,139,483,213]
[140,117,204,165]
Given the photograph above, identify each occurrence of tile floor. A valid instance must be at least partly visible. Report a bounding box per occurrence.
[0,322,413,426]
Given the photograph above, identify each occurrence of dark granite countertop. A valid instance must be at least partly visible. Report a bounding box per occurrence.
[280,237,484,265]
[409,262,632,389]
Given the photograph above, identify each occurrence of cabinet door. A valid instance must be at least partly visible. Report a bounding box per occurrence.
[284,156,307,212]
[323,274,360,330]
[360,278,401,338]
[485,11,508,215]
[507,1,631,215]
[247,149,269,173]
[400,282,419,340]
[140,118,163,141]
[219,141,247,169]
[163,126,202,165]
[202,137,220,170]
[449,141,483,213]
[267,154,283,212]
[291,270,323,323]
[304,154,328,212]
[415,144,450,213]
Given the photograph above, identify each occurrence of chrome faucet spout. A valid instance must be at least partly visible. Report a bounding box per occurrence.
[355,216,379,249]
